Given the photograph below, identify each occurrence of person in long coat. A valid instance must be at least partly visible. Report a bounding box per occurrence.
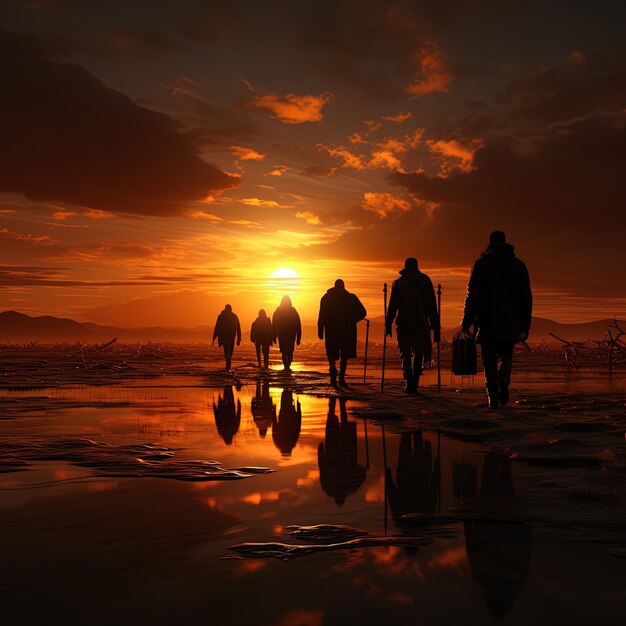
[212,304,241,370]
[272,295,301,371]
[317,279,367,386]
[250,309,273,368]
[461,231,532,409]
[385,258,440,393]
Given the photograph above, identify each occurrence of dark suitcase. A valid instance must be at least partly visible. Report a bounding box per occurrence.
[452,331,477,375]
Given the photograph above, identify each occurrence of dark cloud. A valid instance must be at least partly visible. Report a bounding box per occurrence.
[500,51,626,125]
[0,31,238,216]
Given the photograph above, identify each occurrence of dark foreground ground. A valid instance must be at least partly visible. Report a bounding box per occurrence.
[1,345,625,625]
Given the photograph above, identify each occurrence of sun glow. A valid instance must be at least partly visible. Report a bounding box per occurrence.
[270,268,299,279]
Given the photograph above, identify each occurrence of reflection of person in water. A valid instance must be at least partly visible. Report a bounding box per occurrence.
[318,397,366,506]
[464,453,532,620]
[385,432,439,533]
[251,379,276,439]
[212,386,241,445]
[272,388,302,457]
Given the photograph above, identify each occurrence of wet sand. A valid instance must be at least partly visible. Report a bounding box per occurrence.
[1,346,625,625]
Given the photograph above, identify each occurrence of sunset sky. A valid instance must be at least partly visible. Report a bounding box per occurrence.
[1,0,625,328]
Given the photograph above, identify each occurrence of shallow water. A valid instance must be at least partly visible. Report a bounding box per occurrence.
[1,380,625,626]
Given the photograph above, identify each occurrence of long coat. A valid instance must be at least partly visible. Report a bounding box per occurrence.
[317,286,367,358]
[462,243,532,344]
[250,316,273,346]
[272,304,301,353]
[212,310,241,347]
[386,269,439,360]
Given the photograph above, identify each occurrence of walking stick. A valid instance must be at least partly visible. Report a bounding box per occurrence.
[381,283,388,393]
[382,424,388,536]
[363,319,370,384]
[437,283,442,393]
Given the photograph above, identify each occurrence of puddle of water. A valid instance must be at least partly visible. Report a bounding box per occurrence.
[0,382,625,626]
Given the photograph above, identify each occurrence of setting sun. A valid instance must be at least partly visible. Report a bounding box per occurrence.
[270,268,300,279]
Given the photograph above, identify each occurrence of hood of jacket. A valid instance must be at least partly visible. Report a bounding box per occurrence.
[481,242,516,264]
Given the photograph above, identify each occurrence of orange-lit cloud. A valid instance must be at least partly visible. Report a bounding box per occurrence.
[0,227,52,244]
[186,210,224,222]
[230,145,266,161]
[252,92,333,124]
[295,211,321,225]
[407,41,452,97]
[361,192,412,218]
[241,197,293,208]
[426,138,482,173]
[267,165,289,177]
[83,209,115,219]
[52,210,77,220]
[348,132,368,145]
[382,112,413,123]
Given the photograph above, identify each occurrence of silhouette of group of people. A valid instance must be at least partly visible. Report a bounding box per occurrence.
[213,230,532,407]
[213,281,366,387]
[213,295,302,372]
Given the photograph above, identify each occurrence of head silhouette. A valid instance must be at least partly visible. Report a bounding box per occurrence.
[281,295,292,307]
[404,257,419,272]
[489,230,506,245]
[258,309,267,318]
[224,304,232,312]
[335,279,345,289]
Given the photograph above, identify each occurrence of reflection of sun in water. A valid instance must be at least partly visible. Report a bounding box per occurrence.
[270,268,299,279]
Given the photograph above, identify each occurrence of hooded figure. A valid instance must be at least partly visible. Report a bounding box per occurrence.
[385,258,440,393]
[461,231,532,409]
[272,295,302,371]
[250,309,273,368]
[212,304,241,370]
[318,279,367,386]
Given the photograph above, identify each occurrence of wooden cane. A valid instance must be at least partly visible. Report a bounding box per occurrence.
[381,283,388,392]
[363,319,370,384]
[437,283,442,393]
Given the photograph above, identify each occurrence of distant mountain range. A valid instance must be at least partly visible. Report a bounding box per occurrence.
[0,310,622,344]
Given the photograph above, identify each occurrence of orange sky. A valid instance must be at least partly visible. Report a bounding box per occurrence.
[1,2,626,327]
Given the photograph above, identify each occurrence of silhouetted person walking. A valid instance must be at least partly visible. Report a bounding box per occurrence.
[213,386,241,445]
[251,379,276,439]
[461,231,532,409]
[272,295,301,371]
[250,309,273,368]
[212,304,241,370]
[272,388,302,457]
[385,258,440,393]
[318,397,366,506]
[318,279,367,386]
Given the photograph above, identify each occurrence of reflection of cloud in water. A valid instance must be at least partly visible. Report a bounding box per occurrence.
[427,546,468,571]
[273,609,323,626]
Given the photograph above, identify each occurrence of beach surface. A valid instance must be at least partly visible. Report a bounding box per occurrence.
[1,344,625,625]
